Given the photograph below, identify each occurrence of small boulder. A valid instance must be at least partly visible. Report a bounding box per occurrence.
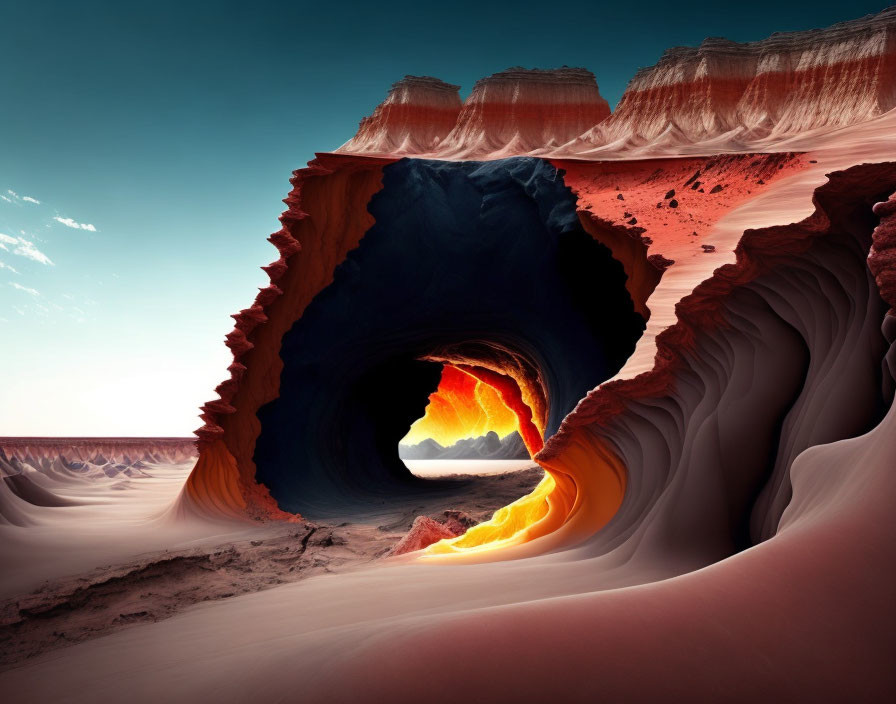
[388,516,461,556]
[701,244,716,253]
[669,199,679,208]
[709,185,724,194]
[616,193,625,200]
[664,189,675,199]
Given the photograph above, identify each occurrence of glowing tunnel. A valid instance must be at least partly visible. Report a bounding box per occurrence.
[181,155,645,547]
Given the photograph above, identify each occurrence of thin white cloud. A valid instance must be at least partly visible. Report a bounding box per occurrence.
[0,232,53,265]
[54,216,97,232]
[13,239,53,265]
[0,259,20,274]
[9,281,39,296]
[2,190,40,205]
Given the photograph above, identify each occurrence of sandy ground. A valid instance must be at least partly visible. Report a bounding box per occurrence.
[0,460,542,671]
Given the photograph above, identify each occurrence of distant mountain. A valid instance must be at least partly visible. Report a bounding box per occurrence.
[399,430,530,460]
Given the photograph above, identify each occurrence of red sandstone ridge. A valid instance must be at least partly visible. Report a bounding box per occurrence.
[334,8,895,161]
[438,67,610,159]
[337,67,611,160]
[565,7,896,155]
[336,76,462,156]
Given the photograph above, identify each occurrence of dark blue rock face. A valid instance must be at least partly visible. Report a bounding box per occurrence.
[254,157,644,517]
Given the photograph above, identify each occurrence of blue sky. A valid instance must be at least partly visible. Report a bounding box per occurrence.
[1,0,888,436]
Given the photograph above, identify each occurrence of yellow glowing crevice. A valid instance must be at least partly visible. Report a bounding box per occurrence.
[425,472,556,554]
[422,430,627,559]
[402,362,626,559]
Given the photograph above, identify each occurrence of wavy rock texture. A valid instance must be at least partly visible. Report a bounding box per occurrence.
[534,163,896,553]
[336,76,462,155]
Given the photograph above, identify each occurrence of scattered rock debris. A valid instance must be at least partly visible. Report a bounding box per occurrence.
[0,469,545,670]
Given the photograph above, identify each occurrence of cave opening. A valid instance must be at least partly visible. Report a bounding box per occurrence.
[252,157,645,520]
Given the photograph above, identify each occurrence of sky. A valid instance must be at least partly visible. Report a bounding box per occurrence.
[1,0,889,436]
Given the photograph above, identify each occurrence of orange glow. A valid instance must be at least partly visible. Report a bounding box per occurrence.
[424,430,626,559]
[401,362,624,561]
[402,366,521,447]
[456,364,544,457]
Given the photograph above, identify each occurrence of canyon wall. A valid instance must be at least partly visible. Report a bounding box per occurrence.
[570,6,896,152]
[336,8,896,159]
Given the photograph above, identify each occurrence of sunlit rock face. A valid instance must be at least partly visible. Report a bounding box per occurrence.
[251,158,643,517]
[568,6,896,152]
[336,76,462,156]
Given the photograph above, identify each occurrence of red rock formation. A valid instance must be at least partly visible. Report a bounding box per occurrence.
[540,162,896,466]
[184,153,397,521]
[337,68,611,159]
[552,152,805,315]
[336,76,462,156]
[388,516,463,556]
[438,67,610,158]
[570,7,896,151]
